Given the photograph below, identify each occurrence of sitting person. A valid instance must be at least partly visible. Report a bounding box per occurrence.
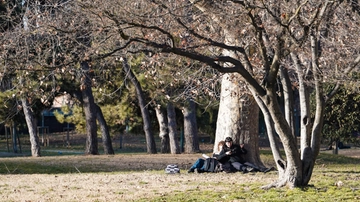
[216,137,248,173]
[217,137,273,173]
[187,140,225,173]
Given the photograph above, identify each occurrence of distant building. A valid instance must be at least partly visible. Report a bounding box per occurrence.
[38,94,74,133]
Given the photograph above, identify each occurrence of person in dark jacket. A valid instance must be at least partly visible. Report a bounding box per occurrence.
[217,137,248,173]
[217,137,274,173]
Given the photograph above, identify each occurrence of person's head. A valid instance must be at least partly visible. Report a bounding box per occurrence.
[225,137,233,148]
[217,140,225,152]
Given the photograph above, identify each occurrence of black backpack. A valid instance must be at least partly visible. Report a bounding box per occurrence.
[202,158,218,172]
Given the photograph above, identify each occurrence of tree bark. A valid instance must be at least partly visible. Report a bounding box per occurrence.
[280,66,296,138]
[252,91,285,177]
[167,102,180,154]
[214,74,241,147]
[264,83,303,188]
[154,104,170,153]
[81,61,99,155]
[122,57,157,154]
[240,96,262,167]
[182,98,200,153]
[95,104,115,155]
[21,97,41,157]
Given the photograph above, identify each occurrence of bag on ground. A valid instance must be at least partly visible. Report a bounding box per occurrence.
[202,158,218,172]
[165,164,180,174]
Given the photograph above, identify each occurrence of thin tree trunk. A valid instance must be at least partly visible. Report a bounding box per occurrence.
[17,132,22,153]
[81,61,99,155]
[5,126,9,152]
[11,124,17,153]
[95,104,114,155]
[122,58,157,154]
[154,104,170,153]
[291,53,311,155]
[167,102,180,154]
[21,97,41,157]
[182,99,199,153]
[252,89,285,177]
[302,31,326,185]
[280,66,295,138]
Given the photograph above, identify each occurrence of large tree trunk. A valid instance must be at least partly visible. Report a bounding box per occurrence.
[214,75,261,165]
[21,97,41,157]
[167,102,180,154]
[95,104,114,155]
[189,0,262,166]
[240,96,262,167]
[264,87,303,188]
[214,49,262,166]
[182,98,200,153]
[154,104,170,153]
[122,57,157,154]
[214,74,241,146]
[81,61,99,155]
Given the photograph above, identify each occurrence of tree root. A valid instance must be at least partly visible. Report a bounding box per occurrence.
[261,178,288,190]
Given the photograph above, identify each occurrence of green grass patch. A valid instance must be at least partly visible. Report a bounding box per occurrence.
[134,153,360,202]
[0,161,76,174]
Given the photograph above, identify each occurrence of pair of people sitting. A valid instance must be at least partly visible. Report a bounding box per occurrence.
[188,137,272,173]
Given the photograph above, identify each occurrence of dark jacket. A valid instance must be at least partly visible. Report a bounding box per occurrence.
[212,153,220,159]
[217,144,247,164]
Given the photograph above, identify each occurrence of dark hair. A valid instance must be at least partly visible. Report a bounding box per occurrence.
[225,137,233,142]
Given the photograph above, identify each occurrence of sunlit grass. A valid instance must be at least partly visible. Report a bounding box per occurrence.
[137,152,360,202]
[1,137,360,201]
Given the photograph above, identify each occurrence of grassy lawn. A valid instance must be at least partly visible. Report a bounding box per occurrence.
[0,151,359,201]
[1,134,360,201]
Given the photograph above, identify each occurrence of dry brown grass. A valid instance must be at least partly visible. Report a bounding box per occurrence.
[0,170,277,201]
[0,154,279,202]
[1,133,360,202]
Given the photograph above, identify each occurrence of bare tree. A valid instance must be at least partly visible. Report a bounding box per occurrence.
[77,0,360,188]
[4,0,359,188]
[122,57,157,154]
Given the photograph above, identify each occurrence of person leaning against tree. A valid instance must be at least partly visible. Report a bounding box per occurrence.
[217,137,249,173]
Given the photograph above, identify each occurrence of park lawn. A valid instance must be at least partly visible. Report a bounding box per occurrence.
[0,151,359,201]
[141,157,360,202]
